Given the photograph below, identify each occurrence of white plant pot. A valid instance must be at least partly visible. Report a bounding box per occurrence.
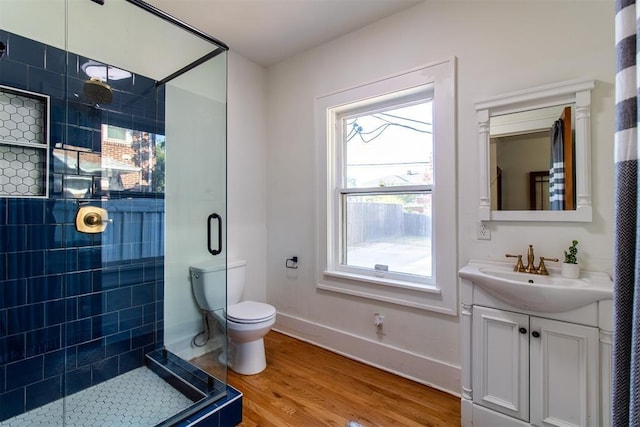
[561,263,580,279]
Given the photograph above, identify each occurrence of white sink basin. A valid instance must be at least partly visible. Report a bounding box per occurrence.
[459,260,613,313]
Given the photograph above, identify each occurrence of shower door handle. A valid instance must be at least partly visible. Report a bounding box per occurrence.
[207,213,222,256]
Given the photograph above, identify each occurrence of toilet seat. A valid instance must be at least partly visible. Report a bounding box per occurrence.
[227,301,276,324]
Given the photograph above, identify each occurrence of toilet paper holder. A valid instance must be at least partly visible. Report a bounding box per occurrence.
[75,206,111,234]
[285,256,298,269]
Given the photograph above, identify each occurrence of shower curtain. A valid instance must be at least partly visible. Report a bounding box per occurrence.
[549,118,565,210]
[613,0,640,424]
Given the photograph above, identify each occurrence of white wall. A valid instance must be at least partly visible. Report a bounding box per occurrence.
[227,52,268,303]
[263,0,614,394]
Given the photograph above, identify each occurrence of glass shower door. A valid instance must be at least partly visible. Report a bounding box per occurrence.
[63,0,229,424]
[0,0,229,425]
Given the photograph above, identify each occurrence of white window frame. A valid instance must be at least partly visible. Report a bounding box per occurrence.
[315,58,457,315]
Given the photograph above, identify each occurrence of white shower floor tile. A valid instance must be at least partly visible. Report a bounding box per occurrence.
[0,367,193,426]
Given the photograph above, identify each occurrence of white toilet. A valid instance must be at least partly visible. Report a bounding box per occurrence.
[190,260,276,375]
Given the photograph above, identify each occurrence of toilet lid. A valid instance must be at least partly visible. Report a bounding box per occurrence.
[227,301,276,324]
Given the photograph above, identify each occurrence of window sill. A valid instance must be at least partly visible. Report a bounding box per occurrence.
[318,269,455,315]
[322,270,440,294]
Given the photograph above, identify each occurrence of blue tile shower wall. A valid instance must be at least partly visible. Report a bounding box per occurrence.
[0,30,166,421]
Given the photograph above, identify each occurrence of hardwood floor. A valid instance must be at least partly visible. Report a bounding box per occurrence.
[191,331,460,427]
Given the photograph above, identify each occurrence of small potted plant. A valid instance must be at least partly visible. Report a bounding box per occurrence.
[561,240,580,278]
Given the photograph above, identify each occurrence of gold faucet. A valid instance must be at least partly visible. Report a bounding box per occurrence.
[524,245,536,273]
[505,245,559,275]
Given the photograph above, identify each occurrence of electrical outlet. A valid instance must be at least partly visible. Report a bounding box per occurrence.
[374,313,386,336]
[374,313,384,326]
[477,221,491,240]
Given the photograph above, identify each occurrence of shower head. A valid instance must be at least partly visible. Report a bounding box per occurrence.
[83,77,113,105]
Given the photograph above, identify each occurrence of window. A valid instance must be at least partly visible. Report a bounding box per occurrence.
[101,125,166,193]
[316,58,457,314]
[339,94,434,282]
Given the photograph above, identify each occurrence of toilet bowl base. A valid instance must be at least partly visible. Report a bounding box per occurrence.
[228,338,266,375]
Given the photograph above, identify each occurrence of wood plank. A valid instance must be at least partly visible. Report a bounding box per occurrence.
[561,105,574,210]
[191,331,460,426]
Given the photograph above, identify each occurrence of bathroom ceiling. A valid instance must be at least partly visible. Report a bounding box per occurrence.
[144,0,424,67]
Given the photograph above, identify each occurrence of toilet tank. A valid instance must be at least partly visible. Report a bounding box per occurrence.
[225,260,246,305]
[190,260,246,311]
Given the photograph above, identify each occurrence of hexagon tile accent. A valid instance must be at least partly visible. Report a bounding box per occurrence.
[0,87,48,197]
[0,145,44,195]
[0,367,193,426]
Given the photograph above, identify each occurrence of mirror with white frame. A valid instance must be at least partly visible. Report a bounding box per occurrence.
[476,79,595,222]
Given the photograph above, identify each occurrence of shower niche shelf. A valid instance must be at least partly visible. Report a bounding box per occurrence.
[0,85,49,198]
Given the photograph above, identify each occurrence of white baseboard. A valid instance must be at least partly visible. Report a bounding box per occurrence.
[273,312,461,396]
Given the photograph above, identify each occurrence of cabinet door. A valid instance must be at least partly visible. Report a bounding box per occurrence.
[473,306,530,421]
[530,317,599,427]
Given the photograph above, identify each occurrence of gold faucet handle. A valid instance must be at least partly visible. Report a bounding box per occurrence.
[506,254,525,272]
[537,257,559,275]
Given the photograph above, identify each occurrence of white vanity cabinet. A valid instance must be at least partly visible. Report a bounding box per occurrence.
[459,260,614,427]
[472,305,599,426]
[472,306,530,421]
